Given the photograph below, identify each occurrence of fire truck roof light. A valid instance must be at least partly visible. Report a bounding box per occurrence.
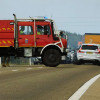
[44,16,48,19]
[33,16,48,19]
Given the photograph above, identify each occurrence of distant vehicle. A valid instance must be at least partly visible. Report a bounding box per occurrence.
[84,33,100,44]
[73,44,100,65]
[70,51,75,62]
[61,51,75,64]
[33,57,42,65]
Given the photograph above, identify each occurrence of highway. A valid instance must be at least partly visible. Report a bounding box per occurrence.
[0,64,100,100]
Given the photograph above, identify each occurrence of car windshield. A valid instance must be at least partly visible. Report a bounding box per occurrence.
[82,45,98,50]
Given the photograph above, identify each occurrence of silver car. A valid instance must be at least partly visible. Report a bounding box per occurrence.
[73,44,100,65]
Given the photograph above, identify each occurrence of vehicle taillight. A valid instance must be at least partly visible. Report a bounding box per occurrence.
[78,49,84,53]
[98,50,100,53]
[96,49,100,54]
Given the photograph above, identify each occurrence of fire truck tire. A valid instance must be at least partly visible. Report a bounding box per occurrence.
[42,49,61,67]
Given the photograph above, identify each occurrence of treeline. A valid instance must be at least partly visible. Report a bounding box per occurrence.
[66,31,83,50]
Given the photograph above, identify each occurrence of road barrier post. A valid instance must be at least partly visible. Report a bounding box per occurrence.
[0,57,1,67]
[29,58,32,66]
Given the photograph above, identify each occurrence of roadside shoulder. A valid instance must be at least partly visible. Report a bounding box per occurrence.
[80,77,100,100]
[68,74,100,100]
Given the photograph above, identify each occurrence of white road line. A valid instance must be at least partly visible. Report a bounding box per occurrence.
[38,67,43,68]
[12,69,18,72]
[26,68,32,70]
[68,74,100,100]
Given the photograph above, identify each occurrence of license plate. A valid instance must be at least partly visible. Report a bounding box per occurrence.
[86,52,93,54]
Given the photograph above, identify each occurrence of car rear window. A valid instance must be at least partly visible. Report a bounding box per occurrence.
[82,45,98,50]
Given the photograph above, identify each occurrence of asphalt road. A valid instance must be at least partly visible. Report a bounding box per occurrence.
[0,64,100,100]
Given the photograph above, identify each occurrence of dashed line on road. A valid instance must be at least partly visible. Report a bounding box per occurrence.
[12,69,19,72]
[68,74,100,100]
[38,67,43,68]
[26,68,32,70]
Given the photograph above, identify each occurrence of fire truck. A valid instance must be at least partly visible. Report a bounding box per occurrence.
[0,14,67,67]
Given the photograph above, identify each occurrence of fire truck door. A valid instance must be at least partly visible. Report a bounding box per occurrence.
[36,23,53,47]
[18,24,34,47]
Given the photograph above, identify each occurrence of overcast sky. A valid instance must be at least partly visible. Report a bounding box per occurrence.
[0,0,100,35]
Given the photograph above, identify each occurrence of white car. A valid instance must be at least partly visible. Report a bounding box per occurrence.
[73,44,100,65]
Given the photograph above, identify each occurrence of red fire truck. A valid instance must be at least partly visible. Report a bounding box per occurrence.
[0,14,67,67]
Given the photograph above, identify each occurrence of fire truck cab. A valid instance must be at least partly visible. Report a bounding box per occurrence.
[0,14,67,67]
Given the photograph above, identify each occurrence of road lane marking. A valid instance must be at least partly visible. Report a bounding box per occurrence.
[12,69,18,72]
[26,68,32,70]
[38,67,43,68]
[68,74,100,100]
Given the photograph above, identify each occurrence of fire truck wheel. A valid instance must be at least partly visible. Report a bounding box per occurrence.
[42,49,61,67]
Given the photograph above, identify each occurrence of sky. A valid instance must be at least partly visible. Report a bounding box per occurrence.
[0,0,100,35]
